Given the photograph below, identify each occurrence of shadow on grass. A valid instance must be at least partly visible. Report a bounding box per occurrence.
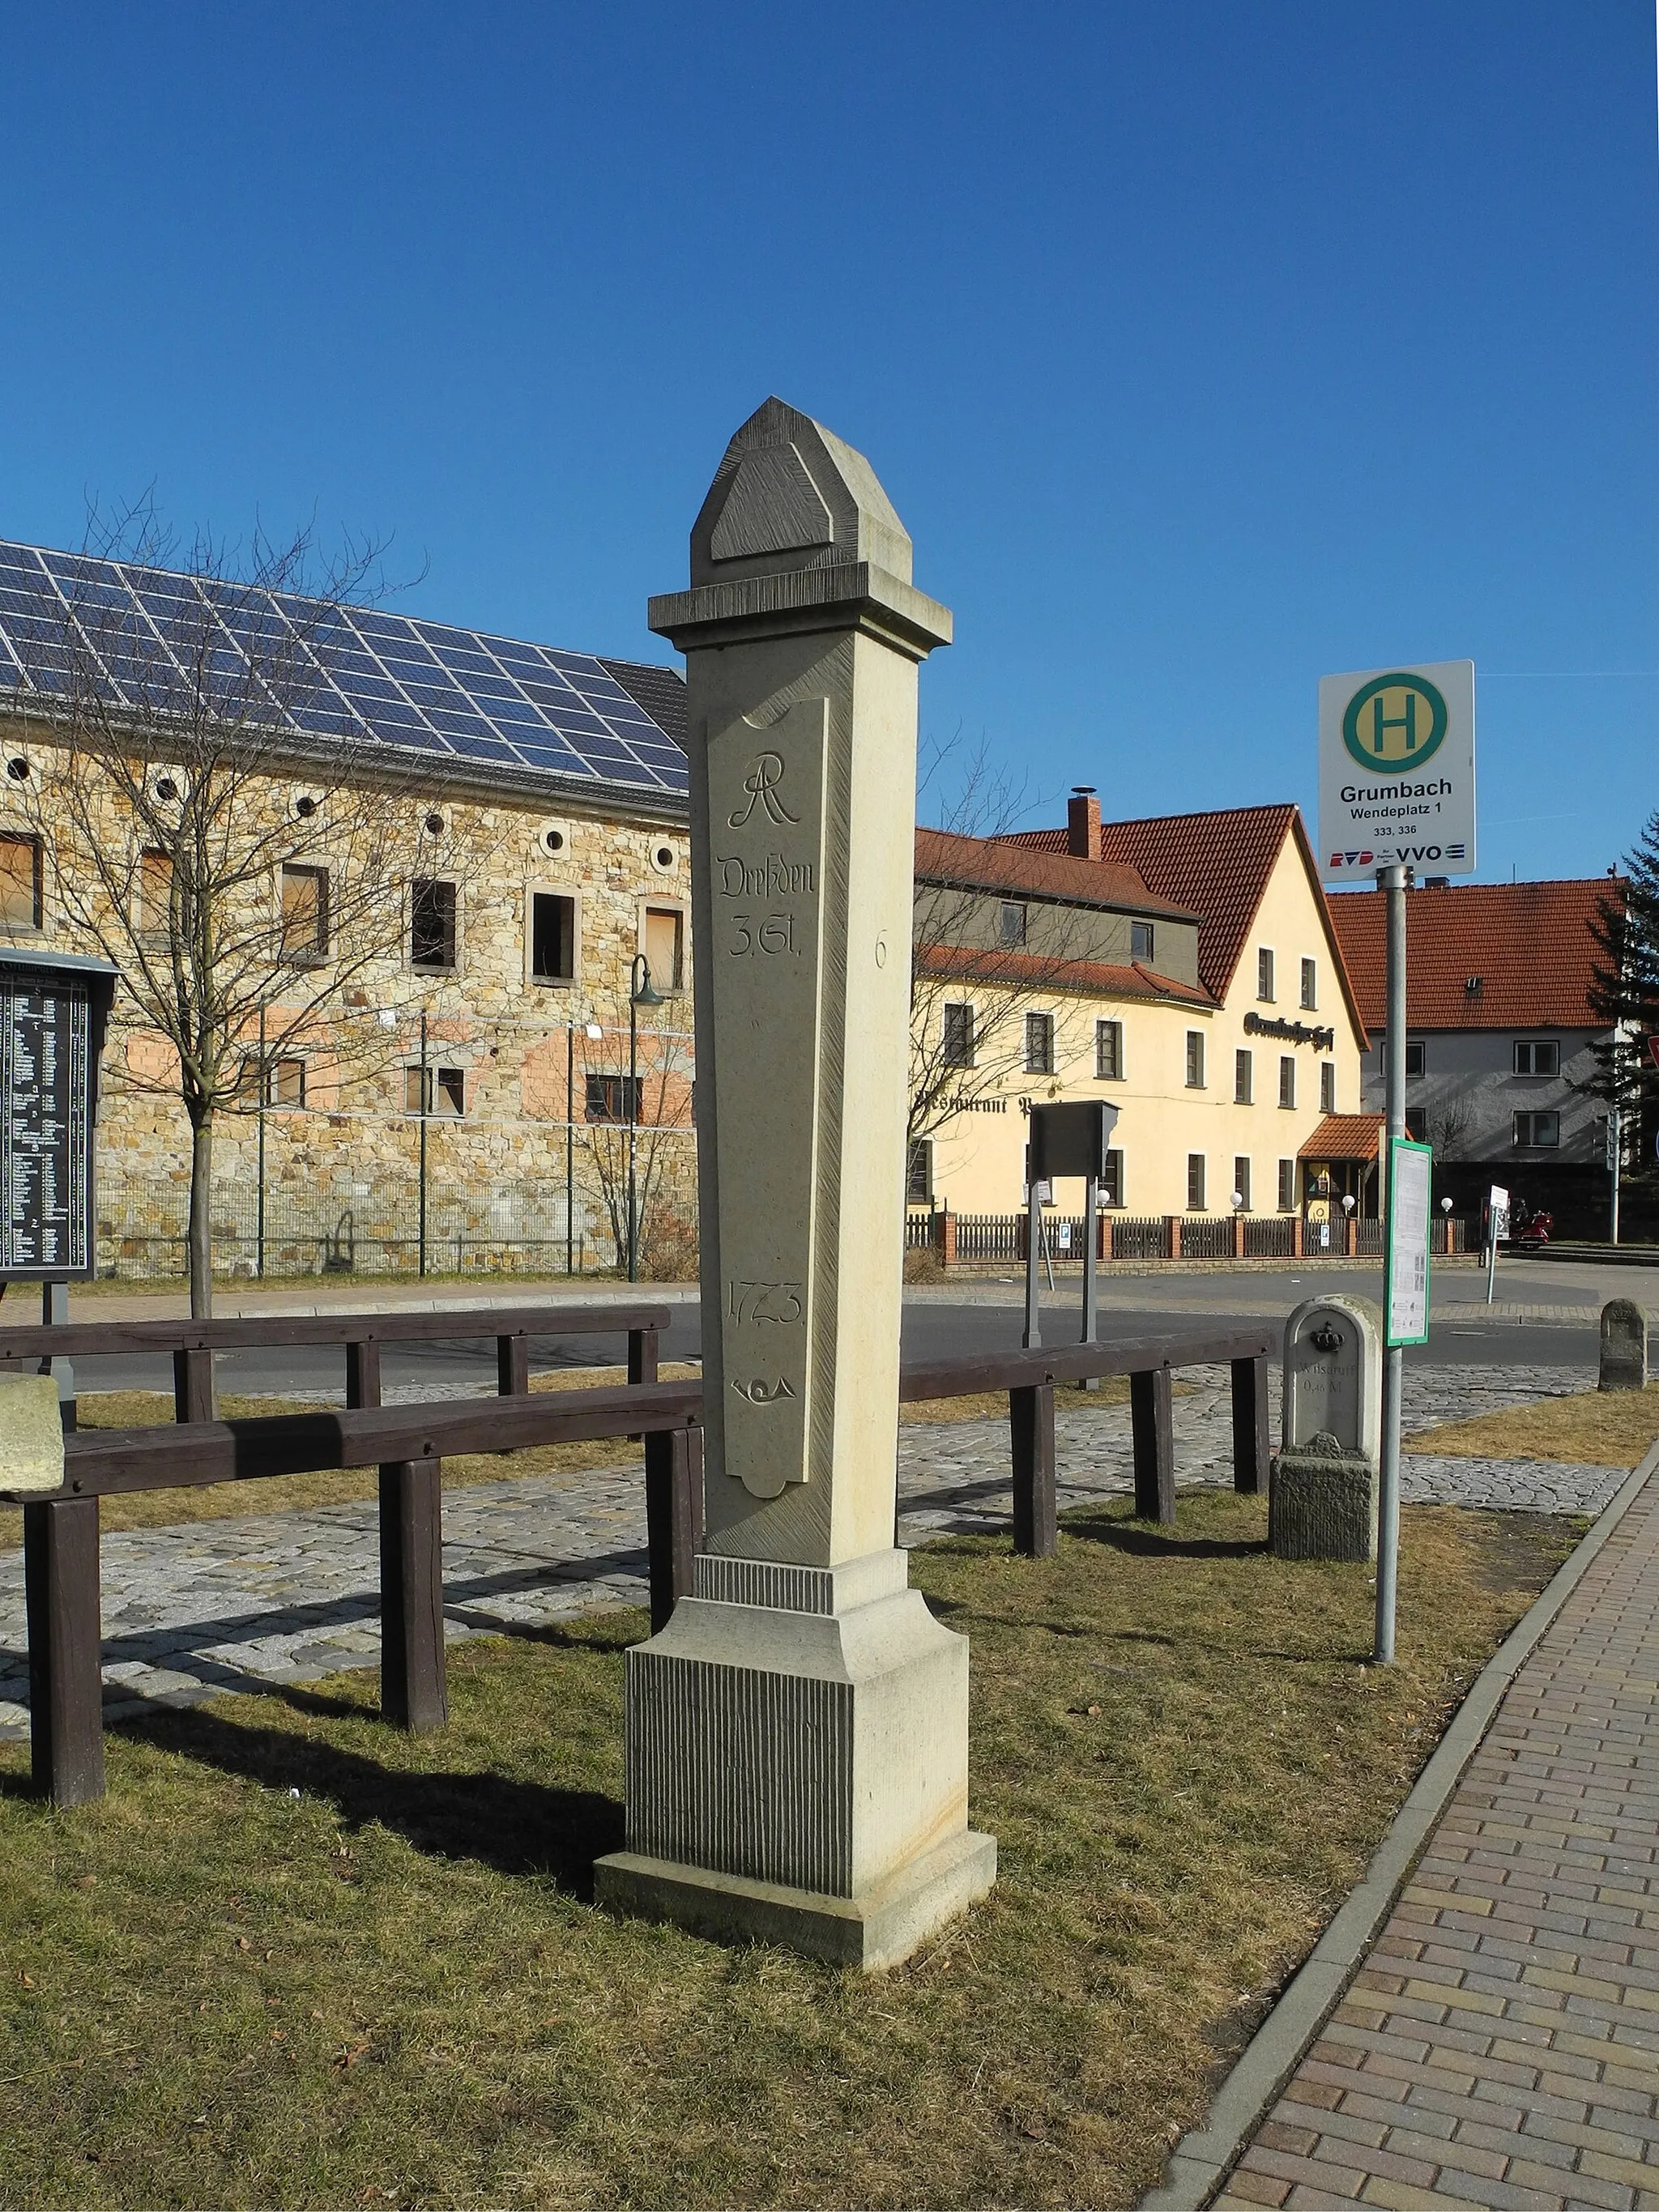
[1063,1512,1268,1561]
[110,1704,624,1894]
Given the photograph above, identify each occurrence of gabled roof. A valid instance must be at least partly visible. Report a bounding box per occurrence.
[916,940,1214,1008]
[998,803,1369,1046]
[915,826,1196,920]
[1327,878,1618,1031]
[0,538,689,803]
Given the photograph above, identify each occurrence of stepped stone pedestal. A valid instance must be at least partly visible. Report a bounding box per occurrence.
[594,399,995,1968]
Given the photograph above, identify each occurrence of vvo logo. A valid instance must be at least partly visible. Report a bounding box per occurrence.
[1383,842,1468,864]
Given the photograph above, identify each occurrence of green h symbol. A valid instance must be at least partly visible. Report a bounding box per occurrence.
[1368,688,1419,755]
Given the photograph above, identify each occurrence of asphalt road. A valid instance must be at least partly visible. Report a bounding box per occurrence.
[57,1253,1644,1400]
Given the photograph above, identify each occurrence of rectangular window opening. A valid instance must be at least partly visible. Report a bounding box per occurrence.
[1234,1047,1252,1104]
[267,1058,305,1109]
[1405,1108,1428,1142]
[410,878,458,971]
[586,1072,642,1124]
[1300,957,1317,1010]
[1320,1061,1336,1114]
[944,1002,975,1069]
[1513,1110,1560,1149]
[1095,1018,1123,1080]
[999,900,1027,948]
[1257,948,1275,1002]
[1130,920,1154,962]
[280,863,328,961]
[0,833,42,934]
[135,847,173,942]
[906,1140,933,1205]
[405,1065,466,1115]
[1185,1030,1205,1089]
[1102,1149,1124,1208]
[1187,1153,1206,1212]
[1278,1055,1296,1110]
[1403,1040,1426,1078]
[1024,1011,1054,1074]
[531,891,576,983]
[1232,1157,1252,1211]
[643,906,684,991]
[1277,1158,1295,1213]
[1513,1039,1560,1077]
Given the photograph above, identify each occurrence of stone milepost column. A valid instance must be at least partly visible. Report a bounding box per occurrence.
[595,398,996,1968]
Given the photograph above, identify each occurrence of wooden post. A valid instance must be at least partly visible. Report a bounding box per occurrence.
[1131,1366,1175,1524]
[497,1332,531,1397]
[23,1496,104,1806]
[1230,1353,1270,1496]
[628,1325,659,1388]
[644,1425,699,1631]
[173,1345,214,1424]
[1009,1383,1057,1558]
[378,1461,447,1733]
[345,1337,381,1410]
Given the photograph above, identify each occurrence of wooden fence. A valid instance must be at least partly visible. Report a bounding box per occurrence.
[1,1305,1273,1809]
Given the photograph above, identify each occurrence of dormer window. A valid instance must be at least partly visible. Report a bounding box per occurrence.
[1131,920,1154,961]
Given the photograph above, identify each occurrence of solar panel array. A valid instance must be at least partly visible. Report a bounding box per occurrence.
[0,540,688,797]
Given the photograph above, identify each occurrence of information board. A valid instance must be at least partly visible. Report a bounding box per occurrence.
[1384,1137,1433,1347]
[0,960,113,1280]
[1318,662,1476,884]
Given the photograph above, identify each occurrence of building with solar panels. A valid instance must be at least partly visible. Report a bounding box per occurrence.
[0,537,697,1280]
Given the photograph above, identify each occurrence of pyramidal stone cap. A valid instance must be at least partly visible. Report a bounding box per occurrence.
[649,396,951,663]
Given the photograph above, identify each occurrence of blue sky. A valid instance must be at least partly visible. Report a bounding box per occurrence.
[2,3,1653,884]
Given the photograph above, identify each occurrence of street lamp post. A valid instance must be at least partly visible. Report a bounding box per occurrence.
[628,954,665,1282]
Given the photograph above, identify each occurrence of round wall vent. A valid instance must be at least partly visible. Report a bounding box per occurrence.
[649,840,678,875]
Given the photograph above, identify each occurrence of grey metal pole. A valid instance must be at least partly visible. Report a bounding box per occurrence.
[628,993,639,1283]
[1022,1181,1042,1349]
[1611,1099,1622,1245]
[418,1010,429,1280]
[565,1023,575,1278]
[256,1003,267,1281]
[1081,1171,1098,1389]
[1375,863,1408,1664]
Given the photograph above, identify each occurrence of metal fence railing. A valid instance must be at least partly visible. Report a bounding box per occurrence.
[905,1208,1473,1265]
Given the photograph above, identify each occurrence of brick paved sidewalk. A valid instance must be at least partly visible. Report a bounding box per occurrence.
[1218,1462,1659,2211]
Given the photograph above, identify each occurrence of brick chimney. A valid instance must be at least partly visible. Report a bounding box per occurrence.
[1067,786,1100,860]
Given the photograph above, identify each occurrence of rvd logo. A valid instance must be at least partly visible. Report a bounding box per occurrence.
[728,752,800,829]
[1341,674,1448,772]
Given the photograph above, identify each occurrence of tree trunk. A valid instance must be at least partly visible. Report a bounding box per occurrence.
[187,1109,215,1320]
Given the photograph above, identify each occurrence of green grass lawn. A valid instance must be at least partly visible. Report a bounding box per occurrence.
[0,1494,1576,2210]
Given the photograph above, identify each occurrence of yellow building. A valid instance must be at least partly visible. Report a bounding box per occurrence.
[911,795,1371,1229]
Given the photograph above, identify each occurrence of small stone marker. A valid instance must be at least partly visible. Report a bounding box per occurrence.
[1600,1299,1648,1393]
[0,1375,65,1495]
[1272,1296,1382,1562]
[594,399,993,1971]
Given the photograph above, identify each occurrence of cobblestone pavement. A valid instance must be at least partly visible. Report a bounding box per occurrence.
[1215,1455,1659,2212]
[0,1361,1605,1738]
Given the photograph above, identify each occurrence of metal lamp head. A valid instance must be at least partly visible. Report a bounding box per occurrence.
[630,958,665,1009]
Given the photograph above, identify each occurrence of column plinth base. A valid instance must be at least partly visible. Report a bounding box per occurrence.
[595,1826,996,1972]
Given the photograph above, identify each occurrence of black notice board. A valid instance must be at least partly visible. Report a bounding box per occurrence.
[0,955,117,1281]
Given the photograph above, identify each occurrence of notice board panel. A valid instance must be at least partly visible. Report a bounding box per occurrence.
[0,954,117,1281]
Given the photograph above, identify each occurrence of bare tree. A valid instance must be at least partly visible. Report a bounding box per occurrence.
[574,1000,697,1277]
[6,508,455,1315]
[909,727,1092,1146]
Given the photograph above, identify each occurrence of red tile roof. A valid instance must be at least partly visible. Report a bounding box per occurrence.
[997,804,1369,1044]
[1299,1114,1385,1162]
[915,826,1196,921]
[1326,878,1619,1031]
[915,941,1214,1008]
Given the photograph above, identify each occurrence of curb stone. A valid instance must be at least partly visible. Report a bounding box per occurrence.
[1137,1433,1659,2212]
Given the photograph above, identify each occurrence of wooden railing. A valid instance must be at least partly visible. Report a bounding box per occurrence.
[3,1311,1273,1809]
